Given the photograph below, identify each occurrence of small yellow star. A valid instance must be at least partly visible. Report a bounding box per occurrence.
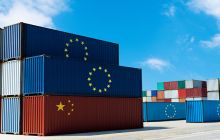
[89,72,92,76]
[81,41,85,45]
[93,68,96,72]
[85,52,88,56]
[71,109,74,112]
[75,38,79,42]
[87,77,91,81]
[68,100,71,103]
[89,83,92,87]
[108,74,111,77]
[56,102,65,111]
[99,89,102,93]
[104,88,107,92]
[104,69,108,73]
[68,113,71,116]
[66,54,69,58]
[93,87,96,91]
[66,43,69,47]
[98,66,102,70]
[108,79,112,83]
[84,57,87,61]
[71,104,74,107]
[107,85,111,88]
[64,48,68,52]
[70,39,73,43]
[84,47,88,50]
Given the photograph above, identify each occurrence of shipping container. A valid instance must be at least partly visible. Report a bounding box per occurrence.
[164,81,178,90]
[157,99,172,102]
[186,100,220,122]
[157,91,164,99]
[146,90,151,97]
[142,91,146,97]
[185,80,206,89]
[23,96,143,136]
[179,98,186,102]
[207,79,220,91]
[2,60,21,96]
[178,81,185,89]
[178,89,186,98]
[3,23,119,65]
[151,97,157,102]
[207,91,220,100]
[143,102,186,122]
[146,97,151,102]
[151,90,157,97]
[157,82,164,90]
[23,55,142,97]
[171,99,179,102]
[164,90,178,99]
[143,103,147,122]
[1,97,21,134]
[0,28,2,61]
[142,97,147,102]
[193,97,207,101]
[186,88,207,98]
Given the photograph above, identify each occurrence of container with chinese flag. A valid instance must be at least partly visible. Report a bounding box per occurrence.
[23,96,142,136]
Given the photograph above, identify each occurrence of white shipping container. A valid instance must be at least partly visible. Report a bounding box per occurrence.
[171,98,179,102]
[185,80,203,89]
[171,90,179,98]
[2,60,21,96]
[146,90,151,97]
[164,90,172,99]
[142,97,147,102]
[207,91,220,100]
[207,79,219,91]
[193,97,207,101]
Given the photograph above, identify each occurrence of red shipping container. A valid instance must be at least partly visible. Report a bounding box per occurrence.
[164,82,170,90]
[151,97,157,102]
[157,99,171,102]
[23,96,143,136]
[186,88,207,98]
[170,81,178,90]
[178,89,186,98]
[157,91,164,99]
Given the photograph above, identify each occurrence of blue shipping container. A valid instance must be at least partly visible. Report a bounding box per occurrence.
[186,100,220,123]
[1,97,21,134]
[151,90,157,97]
[143,102,186,122]
[0,28,2,61]
[3,23,119,65]
[143,103,147,122]
[23,55,142,97]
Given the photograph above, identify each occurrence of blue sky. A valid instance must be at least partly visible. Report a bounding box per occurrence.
[1,0,220,90]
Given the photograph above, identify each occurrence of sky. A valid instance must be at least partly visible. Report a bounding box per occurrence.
[0,0,220,90]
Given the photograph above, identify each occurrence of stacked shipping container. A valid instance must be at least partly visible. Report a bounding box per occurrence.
[1,23,143,136]
[207,79,220,100]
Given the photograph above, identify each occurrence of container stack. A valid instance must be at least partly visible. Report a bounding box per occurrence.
[142,90,157,102]
[1,23,143,136]
[0,28,2,131]
[207,79,220,100]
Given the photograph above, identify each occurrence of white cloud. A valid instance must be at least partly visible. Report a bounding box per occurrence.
[163,5,176,17]
[141,58,170,71]
[0,0,69,28]
[190,36,195,43]
[201,34,220,48]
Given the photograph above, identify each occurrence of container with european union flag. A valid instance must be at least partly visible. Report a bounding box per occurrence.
[23,55,142,98]
[2,23,119,65]
[143,102,186,122]
[22,96,143,136]
[186,100,220,123]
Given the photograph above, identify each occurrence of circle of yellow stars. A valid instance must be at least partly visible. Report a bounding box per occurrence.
[56,100,75,116]
[64,38,88,61]
[87,66,112,93]
[165,104,177,119]
[217,104,220,118]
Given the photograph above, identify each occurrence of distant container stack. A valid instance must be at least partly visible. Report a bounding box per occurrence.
[1,23,143,136]
[207,79,220,100]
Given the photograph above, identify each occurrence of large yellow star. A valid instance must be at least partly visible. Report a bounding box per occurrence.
[56,102,65,111]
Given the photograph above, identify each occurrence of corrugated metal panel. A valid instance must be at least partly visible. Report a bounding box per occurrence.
[186,101,220,123]
[186,88,207,98]
[207,91,220,100]
[157,82,164,90]
[3,23,21,61]
[23,96,143,136]
[2,60,21,96]
[23,55,142,98]
[146,90,151,96]
[207,79,220,91]
[1,97,21,134]
[145,102,186,122]
[151,90,157,97]
[143,103,147,122]
[3,23,119,65]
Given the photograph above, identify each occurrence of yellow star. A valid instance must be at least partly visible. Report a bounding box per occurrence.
[84,47,88,50]
[107,74,111,77]
[104,69,108,73]
[70,39,73,43]
[85,52,88,56]
[108,79,112,83]
[93,87,96,91]
[75,38,79,42]
[84,57,87,61]
[89,83,92,87]
[64,48,68,52]
[93,68,96,72]
[66,54,69,58]
[104,88,107,92]
[71,109,74,112]
[71,104,74,107]
[68,100,71,103]
[56,102,65,111]
[99,89,102,93]
[81,41,85,45]
[87,77,91,81]
[89,72,92,76]
[107,85,111,88]
[66,43,69,47]
[68,113,71,116]
[98,66,102,70]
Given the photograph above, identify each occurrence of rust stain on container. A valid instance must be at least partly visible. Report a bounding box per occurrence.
[23,96,143,136]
